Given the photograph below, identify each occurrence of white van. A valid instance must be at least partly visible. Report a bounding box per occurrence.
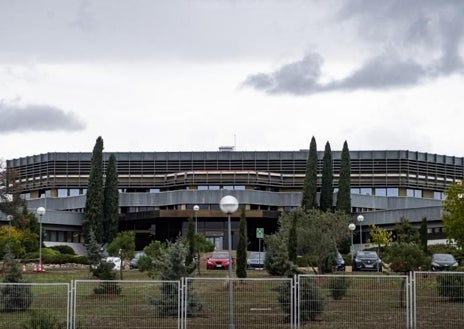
[105,257,122,271]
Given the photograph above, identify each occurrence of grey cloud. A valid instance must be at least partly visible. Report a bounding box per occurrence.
[0,101,85,133]
[242,53,323,95]
[244,0,464,95]
[327,54,428,91]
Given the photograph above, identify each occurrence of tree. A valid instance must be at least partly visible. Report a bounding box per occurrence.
[193,233,215,275]
[442,181,464,248]
[1,248,33,312]
[138,240,167,278]
[336,141,351,214]
[394,217,420,244]
[147,239,202,317]
[319,142,333,212]
[186,217,196,268]
[385,242,428,273]
[266,208,350,274]
[106,231,135,280]
[103,154,119,243]
[264,232,298,276]
[287,213,297,263]
[236,207,248,278]
[83,136,105,243]
[420,217,428,253]
[367,224,393,257]
[0,160,24,219]
[85,229,101,275]
[301,136,318,210]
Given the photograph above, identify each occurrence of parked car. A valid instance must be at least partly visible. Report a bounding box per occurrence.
[247,251,266,269]
[430,253,459,271]
[130,252,146,269]
[352,250,382,271]
[206,251,233,270]
[334,252,346,271]
[105,257,122,271]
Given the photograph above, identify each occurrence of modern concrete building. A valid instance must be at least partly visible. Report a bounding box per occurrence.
[5,149,460,249]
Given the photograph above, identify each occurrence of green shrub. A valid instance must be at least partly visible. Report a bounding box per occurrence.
[1,251,33,313]
[92,261,121,295]
[0,284,33,312]
[437,273,464,302]
[21,310,66,329]
[329,276,350,300]
[276,279,324,322]
[49,245,76,255]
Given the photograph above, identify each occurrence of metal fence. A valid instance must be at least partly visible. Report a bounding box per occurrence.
[413,271,464,329]
[184,277,293,329]
[1,273,464,329]
[0,282,70,329]
[298,274,410,329]
[72,280,180,329]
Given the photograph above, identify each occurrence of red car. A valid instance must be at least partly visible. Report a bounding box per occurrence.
[206,251,233,270]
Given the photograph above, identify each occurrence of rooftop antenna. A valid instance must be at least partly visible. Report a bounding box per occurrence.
[234,134,236,151]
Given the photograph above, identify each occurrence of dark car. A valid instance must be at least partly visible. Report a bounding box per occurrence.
[431,253,458,271]
[130,252,146,269]
[206,251,233,270]
[352,250,382,271]
[334,252,346,271]
[247,251,266,269]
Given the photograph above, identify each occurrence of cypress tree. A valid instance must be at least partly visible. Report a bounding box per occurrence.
[103,154,119,243]
[236,206,248,278]
[420,217,428,253]
[288,213,297,263]
[301,136,318,209]
[186,217,196,267]
[83,136,104,243]
[319,141,333,212]
[336,141,351,214]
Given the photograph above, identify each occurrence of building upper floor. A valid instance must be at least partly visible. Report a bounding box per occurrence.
[6,150,463,200]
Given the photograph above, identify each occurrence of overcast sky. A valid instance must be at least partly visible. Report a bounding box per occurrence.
[2,0,464,161]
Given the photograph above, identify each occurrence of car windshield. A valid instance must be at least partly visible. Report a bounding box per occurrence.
[249,252,265,259]
[433,254,455,261]
[211,252,229,259]
[357,251,378,258]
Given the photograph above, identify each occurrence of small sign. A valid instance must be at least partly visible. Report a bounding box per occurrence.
[256,228,264,239]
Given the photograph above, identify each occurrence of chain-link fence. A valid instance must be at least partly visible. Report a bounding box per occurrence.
[2,273,464,329]
[413,271,464,329]
[72,280,180,329]
[184,277,293,329]
[298,274,410,329]
[0,282,70,329]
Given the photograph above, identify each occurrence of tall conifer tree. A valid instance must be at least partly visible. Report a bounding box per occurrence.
[336,141,351,214]
[301,136,319,209]
[236,206,248,278]
[83,136,104,243]
[319,141,333,212]
[103,154,119,243]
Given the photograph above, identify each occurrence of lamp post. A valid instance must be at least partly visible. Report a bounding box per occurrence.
[36,207,46,272]
[220,195,239,329]
[357,214,364,246]
[193,205,199,233]
[348,223,356,257]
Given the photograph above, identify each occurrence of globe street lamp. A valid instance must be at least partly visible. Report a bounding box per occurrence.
[357,214,364,246]
[348,223,356,257]
[36,207,46,272]
[193,205,200,233]
[220,195,239,329]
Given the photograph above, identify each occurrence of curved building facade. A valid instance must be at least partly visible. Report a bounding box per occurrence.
[6,150,459,249]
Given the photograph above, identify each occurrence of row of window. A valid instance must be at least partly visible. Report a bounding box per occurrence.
[22,186,446,201]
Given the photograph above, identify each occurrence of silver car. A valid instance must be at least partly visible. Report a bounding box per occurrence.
[247,251,266,269]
